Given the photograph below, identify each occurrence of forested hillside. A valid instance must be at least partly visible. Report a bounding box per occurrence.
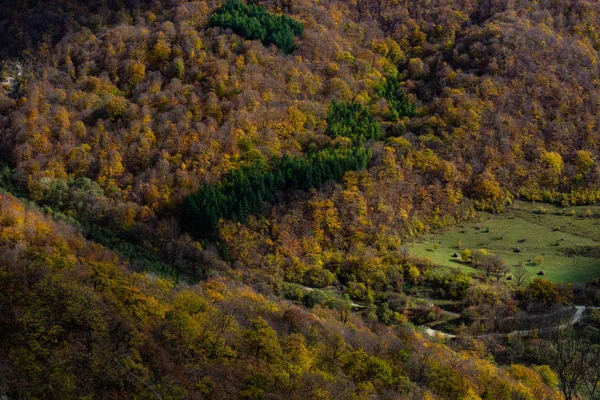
[1,0,600,398]
[0,191,562,399]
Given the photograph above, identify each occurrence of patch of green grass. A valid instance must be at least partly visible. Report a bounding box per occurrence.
[408,201,600,284]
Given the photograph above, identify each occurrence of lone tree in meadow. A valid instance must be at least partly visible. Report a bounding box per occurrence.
[512,262,530,287]
[484,254,510,281]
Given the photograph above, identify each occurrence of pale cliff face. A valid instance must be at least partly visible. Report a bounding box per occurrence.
[1,61,22,92]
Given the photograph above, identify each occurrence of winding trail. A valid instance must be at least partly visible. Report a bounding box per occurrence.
[423,306,596,339]
[300,285,597,338]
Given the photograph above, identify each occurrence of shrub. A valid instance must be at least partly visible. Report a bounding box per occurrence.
[534,256,544,265]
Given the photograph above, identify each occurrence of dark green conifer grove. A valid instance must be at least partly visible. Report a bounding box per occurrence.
[182,147,369,236]
[210,0,304,54]
[326,100,382,144]
[377,75,417,121]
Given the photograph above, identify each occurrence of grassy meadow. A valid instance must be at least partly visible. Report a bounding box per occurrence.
[409,201,600,284]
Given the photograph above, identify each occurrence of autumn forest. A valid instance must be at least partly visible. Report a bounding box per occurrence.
[1,0,600,399]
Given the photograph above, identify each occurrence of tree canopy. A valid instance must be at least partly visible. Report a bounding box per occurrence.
[210,0,304,54]
[182,147,369,236]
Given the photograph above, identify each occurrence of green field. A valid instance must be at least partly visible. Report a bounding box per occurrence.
[409,201,600,283]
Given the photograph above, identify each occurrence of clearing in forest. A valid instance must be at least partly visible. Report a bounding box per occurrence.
[409,201,600,283]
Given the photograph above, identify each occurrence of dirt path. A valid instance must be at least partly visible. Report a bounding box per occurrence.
[424,306,596,339]
[301,285,595,338]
